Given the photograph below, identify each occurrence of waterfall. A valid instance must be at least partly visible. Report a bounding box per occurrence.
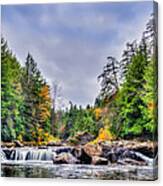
[5,148,56,161]
[1,150,7,161]
[133,151,154,166]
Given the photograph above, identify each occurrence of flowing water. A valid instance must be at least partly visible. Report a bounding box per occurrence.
[1,147,158,180]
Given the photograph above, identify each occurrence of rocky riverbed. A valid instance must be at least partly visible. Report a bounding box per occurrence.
[1,140,158,180]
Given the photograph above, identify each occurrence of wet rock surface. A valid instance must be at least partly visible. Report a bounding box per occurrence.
[92,156,108,165]
[71,147,92,164]
[1,140,158,180]
[1,140,157,166]
[53,152,79,164]
[67,132,95,145]
[14,140,24,147]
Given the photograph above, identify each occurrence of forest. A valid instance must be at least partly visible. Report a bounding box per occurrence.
[1,14,157,145]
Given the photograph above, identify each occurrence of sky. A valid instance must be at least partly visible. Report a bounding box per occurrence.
[1,1,153,108]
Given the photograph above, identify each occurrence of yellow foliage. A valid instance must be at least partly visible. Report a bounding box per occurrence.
[39,85,51,102]
[44,132,49,137]
[148,101,155,112]
[94,108,102,120]
[89,127,114,145]
[98,127,114,141]
[38,128,43,132]
[37,85,52,123]
[32,131,35,136]
[33,127,61,144]
[17,134,23,142]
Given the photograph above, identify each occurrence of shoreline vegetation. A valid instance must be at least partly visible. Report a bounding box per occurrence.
[1,13,157,173]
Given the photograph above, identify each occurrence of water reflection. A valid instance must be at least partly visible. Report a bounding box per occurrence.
[1,162,158,180]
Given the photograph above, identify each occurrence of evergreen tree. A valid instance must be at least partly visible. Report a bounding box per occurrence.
[21,53,51,141]
[120,40,137,84]
[141,58,157,138]
[38,84,52,133]
[1,38,25,141]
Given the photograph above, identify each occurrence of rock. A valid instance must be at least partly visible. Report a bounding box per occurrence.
[2,149,13,159]
[14,140,24,147]
[1,142,15,148]
[72,147,92,164]
[55,147,73,154]
[83,144,102,157]
[117,158,147,166]
[105,151,118,163]
[67,132,95,145]
[38,146,48,149]
[100,140,157,164]
[92,156,108,165]
[75,132,95,145]
[101,145,154,165]
[53,152,79,164]
[47,141,62,146]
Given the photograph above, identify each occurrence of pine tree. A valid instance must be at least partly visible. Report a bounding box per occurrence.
[38,84,52,133]
[141,58,157,137]
[120,40,137,84]
[1,38,25,141]
[21,53,45,141]
[111,49,148,138]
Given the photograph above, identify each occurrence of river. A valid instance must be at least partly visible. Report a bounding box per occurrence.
[1,147,158,180]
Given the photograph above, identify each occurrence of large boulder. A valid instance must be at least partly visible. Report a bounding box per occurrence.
[52,152,79,164]
[83,144,102,157]
[67,132,95,145]
[72,146,92,164]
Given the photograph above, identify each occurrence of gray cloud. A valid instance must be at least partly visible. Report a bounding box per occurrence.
[1,2,152,108]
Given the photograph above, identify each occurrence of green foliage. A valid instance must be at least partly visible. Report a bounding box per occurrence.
[1,14,157,143]
[108,47,157,139]
[1,38,25,141]
[115,50,147,137]
[141,58,157,137]
[1,38,52,142]
[21,53,52,141]
[55,105,99,140]
[97,14,157,140]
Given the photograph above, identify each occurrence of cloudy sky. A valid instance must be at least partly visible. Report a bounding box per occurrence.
[1,1,153,108]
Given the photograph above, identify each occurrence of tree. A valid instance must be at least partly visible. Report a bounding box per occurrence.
[98,56,119,101]
[100,15,157,140]
[113,49,148,137]
[1,38,25,141]
[38,84,52,133]
[119,40,137,84]
[21,53,50,141]
[141,58,157,138]
[51,82,61,135]
[140,13,158,139]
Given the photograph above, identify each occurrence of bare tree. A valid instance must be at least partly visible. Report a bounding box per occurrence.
[51,81,61,135]
[98,56,119,100]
